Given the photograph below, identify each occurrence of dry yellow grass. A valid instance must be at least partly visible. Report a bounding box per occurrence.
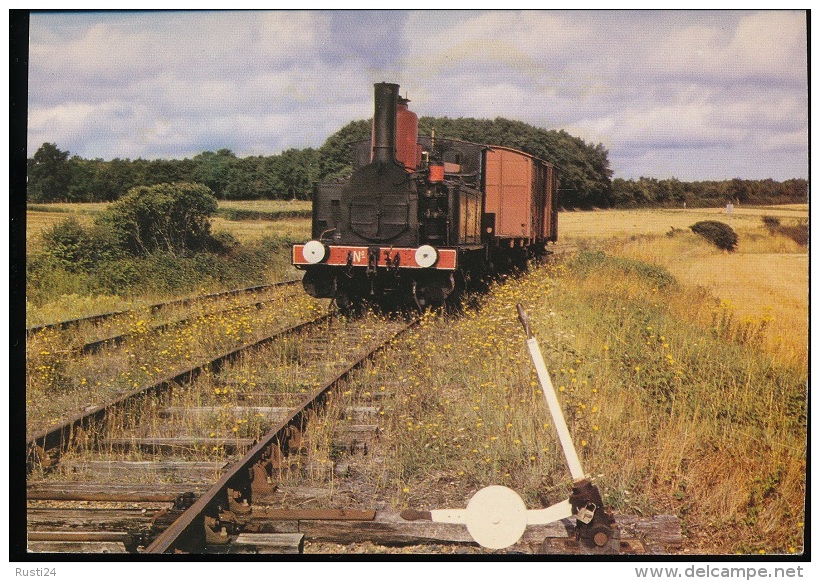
[213,199,312,242]
[218,199,311,213]
[558,204,806,239]
[26,211,93,244]
[558,205,808,368]
[211,216,311,244]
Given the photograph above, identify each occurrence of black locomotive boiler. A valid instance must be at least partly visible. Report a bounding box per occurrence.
[292,82,558,309]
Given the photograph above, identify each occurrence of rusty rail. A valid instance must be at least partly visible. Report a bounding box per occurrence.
[26,312,329,471]
[26,279,300,336]
[145,316,420,554]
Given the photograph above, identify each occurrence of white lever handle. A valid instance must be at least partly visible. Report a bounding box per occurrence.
[526,336,586,481]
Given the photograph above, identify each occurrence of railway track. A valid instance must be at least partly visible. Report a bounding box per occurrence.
[78,289,304,356]
[25,281,322,440]
[25,261,681,555]
[26,309,419,554]
[26,279,301,338]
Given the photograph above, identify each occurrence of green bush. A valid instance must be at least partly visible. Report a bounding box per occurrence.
[690,220,738,252]
[27,213,300,306]
[39,217,123,272]
[92,259,143,295]
[97,182,218,256]
[26,254,93,302]
[39,217,94,271]
[206,231,240,253]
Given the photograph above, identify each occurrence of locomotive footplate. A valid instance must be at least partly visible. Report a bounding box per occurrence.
[292,243,458,271]
[295,242,460,308]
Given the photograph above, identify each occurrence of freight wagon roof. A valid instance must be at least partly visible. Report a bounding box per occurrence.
[483,143,553,168]
[347,136,553,168]
[418,136,554,168]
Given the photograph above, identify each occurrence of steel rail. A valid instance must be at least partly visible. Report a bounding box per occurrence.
[145,316,420,554]
[26,279,301,336]
[79,291,299,355]
[26,312,328,471]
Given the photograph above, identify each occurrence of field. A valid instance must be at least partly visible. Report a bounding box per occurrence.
[26,199,312,246]
[24,202,808,554]
[558,205,808,369]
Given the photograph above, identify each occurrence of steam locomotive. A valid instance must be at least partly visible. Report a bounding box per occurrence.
[292,82,558,309]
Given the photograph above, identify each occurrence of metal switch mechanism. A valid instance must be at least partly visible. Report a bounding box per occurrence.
[401,304,618,551]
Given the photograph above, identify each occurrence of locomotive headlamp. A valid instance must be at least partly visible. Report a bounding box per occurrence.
[302,240,327,264]
[415,245,438,268]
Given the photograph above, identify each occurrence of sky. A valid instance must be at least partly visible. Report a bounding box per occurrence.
[24,9,809,182]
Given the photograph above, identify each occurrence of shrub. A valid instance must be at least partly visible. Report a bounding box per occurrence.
[39,217,95,271]
[92,259,143,295]
[762,216,807,247]
[96,182,218,256]
[690,220,738,252]
[26,254,92,303]
[762,215,781,231]
[569,250,678,290]
[778,221,808,246]
[205,231,240,254]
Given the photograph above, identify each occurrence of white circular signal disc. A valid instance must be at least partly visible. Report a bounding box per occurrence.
[464,486,528,550]
[302,240,326,264]
[415,245,438,268]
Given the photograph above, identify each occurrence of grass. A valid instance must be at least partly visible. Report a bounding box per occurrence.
[24,203,808,555]
[351,254,805,554]
[557,204,807,240]
[210,216,311,244]
[25,231,305,325]
[558,206,808,370]
[27,200,313,247]
[213,200,312,244]
[218,199,312,213]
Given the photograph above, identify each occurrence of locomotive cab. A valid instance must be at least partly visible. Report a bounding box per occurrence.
[296,82,459,308]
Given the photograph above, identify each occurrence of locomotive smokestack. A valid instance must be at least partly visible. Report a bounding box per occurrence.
[372,82,399,164]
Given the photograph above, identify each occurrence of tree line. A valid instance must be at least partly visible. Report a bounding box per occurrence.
[27,143,321,203]
[610,176,807,208]
[27,117,806,208]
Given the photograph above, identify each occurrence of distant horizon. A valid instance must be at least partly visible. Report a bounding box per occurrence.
[24,10,808,182]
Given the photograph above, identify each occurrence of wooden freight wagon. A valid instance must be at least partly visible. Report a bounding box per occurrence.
[483,146,558,246]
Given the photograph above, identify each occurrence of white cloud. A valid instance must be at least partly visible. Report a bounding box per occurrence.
[648,11,806,86]
[28,102,97,148]
[24,10,808,181]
